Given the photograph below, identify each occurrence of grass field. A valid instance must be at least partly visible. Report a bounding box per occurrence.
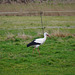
[0,3,75,12]
[0,16,75,75]
[0,3,75,16]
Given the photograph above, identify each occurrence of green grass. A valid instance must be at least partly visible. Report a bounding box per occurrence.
[0,16,75,39]
[0,16,75,29]
[0,16,75,75]
[0,36,75,75]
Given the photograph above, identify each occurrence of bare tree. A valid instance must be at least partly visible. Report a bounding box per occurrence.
[0,0,3,3]
[0,0,75,4]
[6,0,11,3]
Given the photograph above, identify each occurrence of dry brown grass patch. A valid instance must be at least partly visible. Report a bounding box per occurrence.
[50,30,72,37]
[6,33,33,41]
[17,33,32,40]
[6,33,15,41]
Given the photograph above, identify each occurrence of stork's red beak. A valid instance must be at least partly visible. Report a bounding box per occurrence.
[47,34,50,38]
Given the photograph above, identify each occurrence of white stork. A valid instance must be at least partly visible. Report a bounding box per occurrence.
[27,32,50,55]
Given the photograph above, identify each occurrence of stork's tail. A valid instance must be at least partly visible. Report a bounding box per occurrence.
[27,43,32,47]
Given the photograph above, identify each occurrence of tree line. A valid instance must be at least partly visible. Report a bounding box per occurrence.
[0,0,75,4]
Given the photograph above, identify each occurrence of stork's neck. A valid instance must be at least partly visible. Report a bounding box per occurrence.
[44,34,47,40]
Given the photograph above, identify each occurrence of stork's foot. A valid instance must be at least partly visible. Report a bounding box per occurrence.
[32,48,35,55]
[38,48,40,55]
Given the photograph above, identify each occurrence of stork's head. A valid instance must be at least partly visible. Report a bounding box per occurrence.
[44,32,50,38]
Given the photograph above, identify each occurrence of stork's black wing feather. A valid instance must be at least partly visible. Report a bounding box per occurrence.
[27,40,41,47]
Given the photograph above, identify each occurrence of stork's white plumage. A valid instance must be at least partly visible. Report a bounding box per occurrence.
[27,32,50,54]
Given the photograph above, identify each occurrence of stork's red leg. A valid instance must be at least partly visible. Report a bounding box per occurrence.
[38,48,40,55]
[33,48,35,54]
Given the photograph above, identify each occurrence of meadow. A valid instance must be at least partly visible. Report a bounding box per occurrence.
[0,3,75,12]
[0,3,75,16]
[0,16,75,75]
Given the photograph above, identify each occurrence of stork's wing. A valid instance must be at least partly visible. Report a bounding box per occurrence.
[34,38,44,44]
[27,40,41,47]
